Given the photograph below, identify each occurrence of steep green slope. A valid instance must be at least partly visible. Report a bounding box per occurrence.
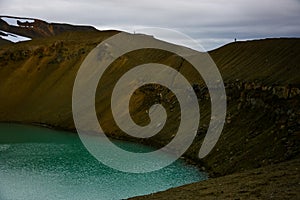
[0,31,118,129]
[210,38,300,85]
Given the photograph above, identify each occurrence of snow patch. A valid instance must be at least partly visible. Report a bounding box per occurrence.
[0,30,32,43]
[1,17,34,27]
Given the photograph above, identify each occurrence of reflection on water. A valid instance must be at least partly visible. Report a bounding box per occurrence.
[0,123,207,200]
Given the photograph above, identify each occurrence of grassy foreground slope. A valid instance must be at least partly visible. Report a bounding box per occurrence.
[0,32,299,198]
[130,158,300,200]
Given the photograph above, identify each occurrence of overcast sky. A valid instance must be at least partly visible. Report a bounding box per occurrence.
[1,0,300,50]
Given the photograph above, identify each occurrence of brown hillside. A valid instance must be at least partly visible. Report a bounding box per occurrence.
[210,38,300,85]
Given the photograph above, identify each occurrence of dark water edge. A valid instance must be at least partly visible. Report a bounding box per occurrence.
[0,122,208,200]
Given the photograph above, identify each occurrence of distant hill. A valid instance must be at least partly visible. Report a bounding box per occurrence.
[0,16,97,43]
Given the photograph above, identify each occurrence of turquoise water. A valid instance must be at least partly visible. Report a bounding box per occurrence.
[0,123,207,200]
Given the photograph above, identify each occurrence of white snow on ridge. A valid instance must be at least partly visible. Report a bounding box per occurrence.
[1,17,34,27]
[0,30,32,43]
